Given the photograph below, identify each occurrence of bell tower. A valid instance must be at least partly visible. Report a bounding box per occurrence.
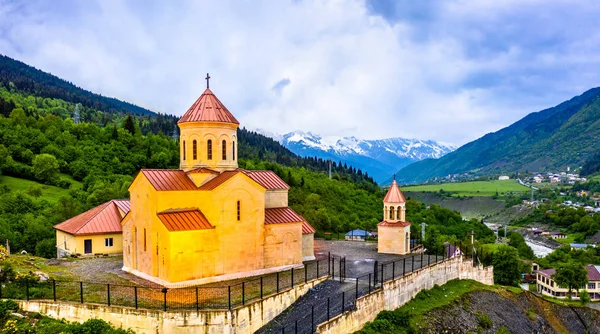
[383,176,406,222]
[178,74,239,172]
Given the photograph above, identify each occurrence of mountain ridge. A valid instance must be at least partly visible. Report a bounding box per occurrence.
[396,87,600,183]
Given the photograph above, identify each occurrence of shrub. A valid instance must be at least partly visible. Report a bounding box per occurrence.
[496,325,510,334]
[580,290,591,305]
[476,312,492,329]
[35,239,57,258]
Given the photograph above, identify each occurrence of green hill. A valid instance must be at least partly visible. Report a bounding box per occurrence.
[397,87,600,183]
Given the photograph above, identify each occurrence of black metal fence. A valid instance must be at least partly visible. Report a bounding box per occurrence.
[276,244,491,333]
[0,258,330,311]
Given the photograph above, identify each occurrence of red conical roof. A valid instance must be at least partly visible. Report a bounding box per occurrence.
[178,88,239,125]
[383,180,406,203]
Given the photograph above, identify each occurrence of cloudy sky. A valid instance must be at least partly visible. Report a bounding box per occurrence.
[1,0,599,145]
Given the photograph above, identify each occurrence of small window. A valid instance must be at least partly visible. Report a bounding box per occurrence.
[193,140,197,160]
[105,238,114,247]
[207,140,212,160]
[222,140,227,160]
[588,283,595,289]
[390,207,394,220]
[397,206,401,220]
[237,200,241,221]
[232,141,235,161]
[144,228,147,251]
[183,140,186,160]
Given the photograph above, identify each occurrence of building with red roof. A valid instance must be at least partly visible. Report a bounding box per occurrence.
[54,200,130,257]
[119,77,315,287]
[377,178,411,255]
[536,265,600,300]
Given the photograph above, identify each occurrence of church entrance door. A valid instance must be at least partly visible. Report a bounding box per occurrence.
[84,239,92,254]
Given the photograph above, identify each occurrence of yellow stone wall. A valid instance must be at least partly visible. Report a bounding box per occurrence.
[265,190,288,208]
[377,225,410,255]
[263,223,303,269]
[56,230,122,257]
[302,234,315,260]
[179,122,238,172]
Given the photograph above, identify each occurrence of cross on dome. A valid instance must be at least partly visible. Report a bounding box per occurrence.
[205,73,211,89]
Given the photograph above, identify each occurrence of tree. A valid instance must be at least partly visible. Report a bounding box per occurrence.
[580,289,591,305]
[32,153,59,183]
[123,115,136,135]
[0,144,8,174]
[552,261,588,299]
[492,245,521,286]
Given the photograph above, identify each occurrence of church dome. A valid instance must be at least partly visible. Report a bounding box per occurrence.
[178,88,239,125]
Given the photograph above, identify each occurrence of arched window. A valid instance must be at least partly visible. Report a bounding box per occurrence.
[207,140,212,160]
[390,207,395,220]
[143,228,147,252]
[237,200,241,221]
[232,141,236,161]
[222,140,227,160]
[183,141,186,160]
[192,140,197,160]
[397,206,401,220]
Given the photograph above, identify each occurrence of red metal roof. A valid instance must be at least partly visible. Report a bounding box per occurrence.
[113,200,131,215]
[383,180,406,203]
[302,221,316,234]
[244,170,290,190]
[141,169,197,191]
[157,208,214,232]
[178,88,239,125]
[377,220,411,227]
[187,167,219,174]
[265,207,305,225]
[54,200,125,236]
[198,170,239,190]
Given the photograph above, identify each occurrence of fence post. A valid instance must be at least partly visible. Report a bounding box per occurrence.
[421,252,423,268]
[26,280,29,301]
[342,291,345,313]
[260,277,263,299]
[134,286,138,309]
[79,281,83,303]
[277,272,280,293]
[162,288,167,311]
[368,273,371,294]
[317,260,320,277]
[339,258,342,282]
[412,255,415,272]
[295,320,298,334]
[355,276,359,297]
[311,305,315,333]
[392,261,395,278]
[242,282,246,305]
[328,252,331,275]
[403,258,406,275]
[373,260,378,286]
[228,286,231,309]
[327,297,330,320]
[107,284,111,306]
[380,263,384,286]
[305,265,308,283]
[331,257,335,280]
[291,268,294,287]
[196,287,199,312]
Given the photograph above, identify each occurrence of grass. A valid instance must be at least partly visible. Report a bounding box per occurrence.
[589,174,600,182]
[402,180,529,197]
[554,233,582,245]
[4,254,76,279]
[0,175,81,203]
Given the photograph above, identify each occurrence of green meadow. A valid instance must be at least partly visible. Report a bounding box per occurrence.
[0,175,82,203]
[401,180,529,197]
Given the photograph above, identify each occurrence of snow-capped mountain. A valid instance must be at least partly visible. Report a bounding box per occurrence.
[275,131,457,184]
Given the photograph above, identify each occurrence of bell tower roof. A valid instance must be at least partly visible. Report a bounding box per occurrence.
[178,87,239,125]
[383,180,406,203]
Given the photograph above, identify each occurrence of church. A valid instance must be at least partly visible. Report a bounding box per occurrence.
[120,77,315,287]
[377,178,411,255]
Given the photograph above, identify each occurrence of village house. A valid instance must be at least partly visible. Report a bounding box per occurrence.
[345,229,371,241]
[550,232,567,239]
[498,175,510,180]
[536,265,600,301]
[54,200,130,257]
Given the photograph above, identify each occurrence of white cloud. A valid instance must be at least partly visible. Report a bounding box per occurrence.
[1,0,599,145]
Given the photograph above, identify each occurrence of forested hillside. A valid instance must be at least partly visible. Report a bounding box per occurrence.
[398,87,600,183]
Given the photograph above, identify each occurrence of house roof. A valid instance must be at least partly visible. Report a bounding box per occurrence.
[264,207,305,225]
[113,199,131,214]
[198,170,239,190]
[570,243,590,248]
[377,220,411,227]
[178,88,239,125]
[157,208,214,232]
[187,167,219,174]
[537,265,600,281]
[54,200,128,236]
[345,229,371,237]
[141,169,197,191]
[383,180,406,203]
